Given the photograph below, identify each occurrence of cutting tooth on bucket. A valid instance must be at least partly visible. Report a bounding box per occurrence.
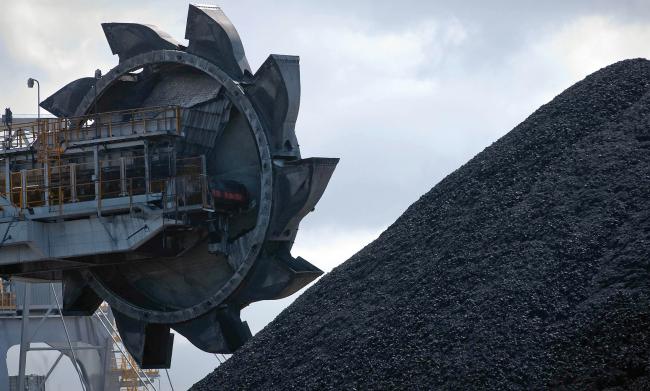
[61,270,102,316]
[245,55,302,158]
[113,310,175,369]
[40,77,96,118]
[185,4,252,80]
[269,157,340,241]
[102,23,181,62]
[173,306,252,353]
[233,242,324,304]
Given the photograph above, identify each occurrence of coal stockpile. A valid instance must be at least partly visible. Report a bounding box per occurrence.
[192,59,650,390]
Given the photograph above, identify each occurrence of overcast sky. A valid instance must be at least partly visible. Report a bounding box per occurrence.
[2,0,650,389]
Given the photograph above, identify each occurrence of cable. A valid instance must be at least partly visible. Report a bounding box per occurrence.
[214,353,231,366]
[50,283,88,391]
[165,368,175,391]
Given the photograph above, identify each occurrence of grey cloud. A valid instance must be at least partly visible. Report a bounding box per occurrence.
[2,1,650,389]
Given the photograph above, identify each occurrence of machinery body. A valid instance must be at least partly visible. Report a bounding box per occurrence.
[0,4,337,368]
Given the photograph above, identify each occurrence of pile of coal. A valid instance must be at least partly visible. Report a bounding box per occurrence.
[193,59,650,390]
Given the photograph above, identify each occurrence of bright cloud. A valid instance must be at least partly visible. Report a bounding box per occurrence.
[542,15,650,80]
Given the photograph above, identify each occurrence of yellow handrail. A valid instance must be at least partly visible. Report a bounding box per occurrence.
[5,160,207,212]
[0,105,181,152]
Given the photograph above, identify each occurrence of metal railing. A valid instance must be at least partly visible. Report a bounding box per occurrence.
[0,280,16,311]
[0,291,16,311]
[5,155,207,213]
[112,355,160,391]
[0,106,181,153]
[95,304,158,391]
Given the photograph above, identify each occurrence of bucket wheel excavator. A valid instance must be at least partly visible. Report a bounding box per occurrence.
[0,4,337,368]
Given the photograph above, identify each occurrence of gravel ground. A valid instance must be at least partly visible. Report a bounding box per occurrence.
[192,59,650,390]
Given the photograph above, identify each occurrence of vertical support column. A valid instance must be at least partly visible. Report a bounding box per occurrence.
[170,147,177,207]
[93,146,99,201]
[0,339,10,391]
[20,169,27,209]
[144,141,151,194]
[94,146,102,215]
[200,154,207,178]
[119,157,127,197]
[200,154,208,208]
[101,336,113,390]
[4,159,10,203]
[44,161,50,207]
[70,163,78,202]
[175,106,182,135]
[17,282,31,391]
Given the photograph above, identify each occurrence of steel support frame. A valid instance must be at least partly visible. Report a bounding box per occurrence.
[17,282,31,391]
[70,163,78,203]
[4,159,10,202]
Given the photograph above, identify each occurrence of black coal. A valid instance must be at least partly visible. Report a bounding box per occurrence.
[192,59,650,390]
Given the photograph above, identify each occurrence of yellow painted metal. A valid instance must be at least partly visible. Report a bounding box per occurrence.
[0,106,181,152]
[99,304,159,391]
[5,157,206,212]
[0,280,16,311]
[0,106,197,212]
